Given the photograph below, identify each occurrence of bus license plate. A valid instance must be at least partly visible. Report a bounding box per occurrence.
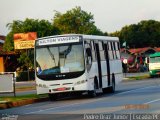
[56,87,66,91]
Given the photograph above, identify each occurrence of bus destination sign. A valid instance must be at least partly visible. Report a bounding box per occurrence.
[39,36,80,45]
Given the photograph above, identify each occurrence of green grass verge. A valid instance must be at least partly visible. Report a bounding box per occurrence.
[0,94,48,102]
[15,86,36,91]
[127,74,150,80]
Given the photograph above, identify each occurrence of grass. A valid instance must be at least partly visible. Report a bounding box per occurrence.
[127,74,150,80]
[15,86,36,92]
[0,94,48,102]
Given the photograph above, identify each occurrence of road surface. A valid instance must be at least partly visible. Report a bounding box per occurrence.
[0,77,160,120]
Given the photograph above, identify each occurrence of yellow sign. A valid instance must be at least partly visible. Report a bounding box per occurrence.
[14,39,35,49]
[14,32,37,49]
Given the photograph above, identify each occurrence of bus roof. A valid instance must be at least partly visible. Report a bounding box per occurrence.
[82,34,119,41]
[150,52,160,57]
[37,34,119,42]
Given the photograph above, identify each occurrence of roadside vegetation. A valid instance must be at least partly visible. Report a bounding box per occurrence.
[3,6,160,73]
[15,86,36,92]
[125,74,150,80]
[0,94,47,102]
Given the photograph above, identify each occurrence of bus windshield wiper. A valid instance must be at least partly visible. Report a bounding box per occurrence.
[59,45,72,64]
[47,47,56,65]
[59,45,72,58]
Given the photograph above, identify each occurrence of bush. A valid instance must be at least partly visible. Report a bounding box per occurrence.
[16,71,35,81]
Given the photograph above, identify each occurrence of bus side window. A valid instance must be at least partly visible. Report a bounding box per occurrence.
[91,41,96,62]
[108,42,113,60]
[111,42,115,59]
[86,48,92,57]
[99,41,105,60]
[85,41,92,71]
[113,42,117,59]
[115,42,120,59]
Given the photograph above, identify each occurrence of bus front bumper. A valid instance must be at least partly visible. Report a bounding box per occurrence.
[48,82,89,94]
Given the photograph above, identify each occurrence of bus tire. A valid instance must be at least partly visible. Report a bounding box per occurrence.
[102,87,108,93]
[49,94,58,101]
[150,75,154,78]
[88,82,97,98]
[109,74,115,93]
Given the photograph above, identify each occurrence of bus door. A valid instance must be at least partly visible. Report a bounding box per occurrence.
[104,43,110,86]
[95,43,102,88]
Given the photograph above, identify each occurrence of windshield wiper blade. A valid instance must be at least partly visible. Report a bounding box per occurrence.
[60,45,72,58]
[47,47,56,65]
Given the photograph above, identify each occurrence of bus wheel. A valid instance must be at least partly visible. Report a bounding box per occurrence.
[150,75,154,78]
[49,94,58,101]
[102,87,108,93]
[110,74,115,93]
[88,83,97,98]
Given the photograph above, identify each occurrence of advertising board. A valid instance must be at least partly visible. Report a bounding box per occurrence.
[14,32,37,49]
[0,73,14,93]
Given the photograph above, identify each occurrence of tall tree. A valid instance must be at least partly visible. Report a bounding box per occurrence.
[115,20,160,48]
[4,18,59,51]
[53,6,103,35]
[3,18,59,70]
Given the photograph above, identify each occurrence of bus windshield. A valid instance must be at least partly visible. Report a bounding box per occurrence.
[36,43,84,80]
[150,57,160,63]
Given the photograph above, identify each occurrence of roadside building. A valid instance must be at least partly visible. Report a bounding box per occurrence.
[120,47,160,72]
[0,35,18,72]
[0,35,5,72]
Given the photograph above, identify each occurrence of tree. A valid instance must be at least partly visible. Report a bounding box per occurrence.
[4,18,59,51]
[53,6,103,35]
[116,20,160,48]
[3,18,60,70]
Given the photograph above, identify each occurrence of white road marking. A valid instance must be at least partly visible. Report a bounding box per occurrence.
[144,98,160,104]
[25,102,82,114]
[115,85,156,95]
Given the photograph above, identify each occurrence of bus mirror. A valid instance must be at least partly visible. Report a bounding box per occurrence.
[86,48,91,56]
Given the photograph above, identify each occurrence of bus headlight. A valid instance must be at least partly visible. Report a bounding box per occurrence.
[42,84,48,88]
[75,80,87,85]
[37,84,48,88]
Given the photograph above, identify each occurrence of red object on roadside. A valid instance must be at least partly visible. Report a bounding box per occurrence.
[140,56,143,64]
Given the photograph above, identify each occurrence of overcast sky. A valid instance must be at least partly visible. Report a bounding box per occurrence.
[0,0,160,36]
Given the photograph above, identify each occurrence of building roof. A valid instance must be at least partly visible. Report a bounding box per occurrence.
[154,47,160,52]
[121,47,160,56]
[128,47,155,54]
[120,48,130,53]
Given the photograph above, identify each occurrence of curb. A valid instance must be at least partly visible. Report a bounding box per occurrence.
[0,97,49,110]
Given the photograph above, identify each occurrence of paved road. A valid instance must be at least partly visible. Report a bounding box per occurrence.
[0,77,160,120]
[0,72,150,97]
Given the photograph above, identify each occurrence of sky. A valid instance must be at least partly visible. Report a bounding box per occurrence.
[0,0,160,36]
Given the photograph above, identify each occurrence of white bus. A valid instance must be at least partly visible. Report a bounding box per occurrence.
[35,34,123,100]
